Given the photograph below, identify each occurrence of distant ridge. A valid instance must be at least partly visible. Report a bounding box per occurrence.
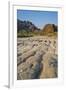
[17,19,58,37]
[17,19,40,33]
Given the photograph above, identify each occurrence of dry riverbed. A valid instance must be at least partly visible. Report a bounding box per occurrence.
[17,36,58,80]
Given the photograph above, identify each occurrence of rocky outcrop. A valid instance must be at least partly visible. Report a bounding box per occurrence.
[42,24,58,33]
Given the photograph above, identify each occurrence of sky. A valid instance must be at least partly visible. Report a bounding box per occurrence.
[17,10,58,29]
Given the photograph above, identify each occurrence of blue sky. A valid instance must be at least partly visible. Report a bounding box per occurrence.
[17,10,58,29]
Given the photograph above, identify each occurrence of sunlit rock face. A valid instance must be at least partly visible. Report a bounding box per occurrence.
[17,36,58,80]
[42,24,58,33]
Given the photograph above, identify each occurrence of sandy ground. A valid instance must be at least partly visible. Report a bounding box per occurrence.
[17,36,58,80]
